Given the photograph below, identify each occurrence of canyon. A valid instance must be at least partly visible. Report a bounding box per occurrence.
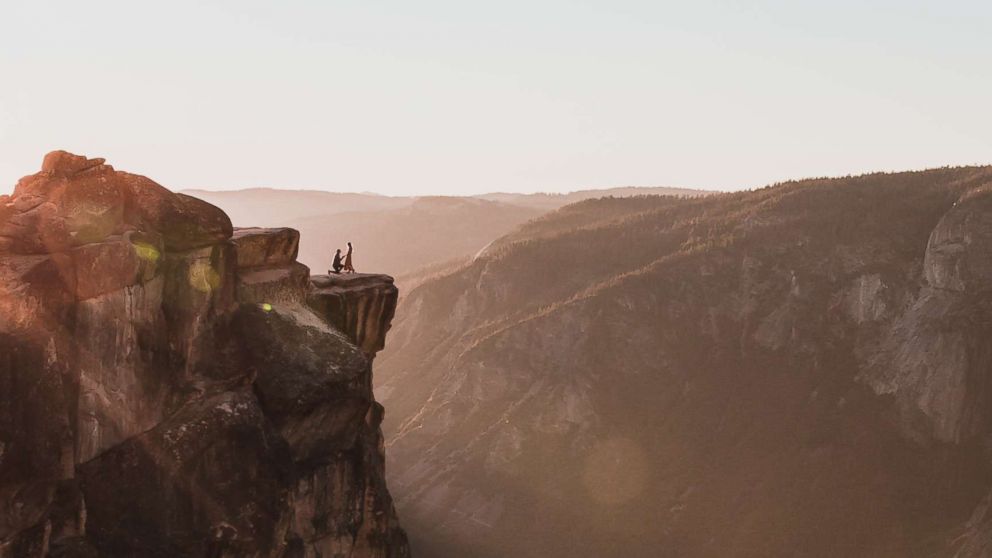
[376,166,992,557]
[7,151,992,557]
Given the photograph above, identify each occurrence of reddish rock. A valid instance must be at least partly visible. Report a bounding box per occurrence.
[290,402,409,557]
[0,200,73,254]
[232,227,300,269]
[1,152,231,254]
[69,231,162,300]
[40,151,107,176]
[12,164,125,248]
[11,193,45,212]
[308,273,399,358]
[0,253,76,328]
[232,228,309,305]
[119,173,232,251]
[0,152,409,558]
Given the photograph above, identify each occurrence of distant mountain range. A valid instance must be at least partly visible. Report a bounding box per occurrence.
[374,166,992,557]
[183,186,706,278]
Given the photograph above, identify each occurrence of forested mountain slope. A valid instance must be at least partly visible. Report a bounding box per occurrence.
[376,166,992,557]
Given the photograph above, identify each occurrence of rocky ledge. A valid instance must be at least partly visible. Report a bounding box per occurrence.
[0,152,410,557]
[309,274,399,358]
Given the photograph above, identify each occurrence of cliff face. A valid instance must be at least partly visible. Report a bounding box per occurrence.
[861,187,992,445]
[0,152,409,558]
[375,167,992,557]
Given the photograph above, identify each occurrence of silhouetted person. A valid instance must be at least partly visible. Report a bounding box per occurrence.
[343,242,356,273]
[330,249,344,274]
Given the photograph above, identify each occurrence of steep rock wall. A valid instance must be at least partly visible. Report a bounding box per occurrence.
[308,275,398,359]
[861,187,992,444]
[0,152,409,558]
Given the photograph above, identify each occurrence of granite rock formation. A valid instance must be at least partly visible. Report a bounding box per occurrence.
[0,152,409,558]
[309,274,398,358]
[376,167,992,557]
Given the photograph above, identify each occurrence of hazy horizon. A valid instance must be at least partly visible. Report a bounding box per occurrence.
[180,183,714,197]
[5,158,990,198]
[2,0,990,197]
[4,3,992,554]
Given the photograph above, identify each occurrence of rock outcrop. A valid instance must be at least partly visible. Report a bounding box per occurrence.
[924,187,992,293]
[309,274,398,358]
[0,153,409,557]
[862,187,992,444]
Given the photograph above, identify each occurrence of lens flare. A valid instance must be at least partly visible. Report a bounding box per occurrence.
[132,242,160,264]
[188,261,220,293]
[66,200,118,244]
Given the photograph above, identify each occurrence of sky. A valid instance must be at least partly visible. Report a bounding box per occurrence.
[1,0,990,196]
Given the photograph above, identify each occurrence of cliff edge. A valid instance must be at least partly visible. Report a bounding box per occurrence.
[0,152,410,557]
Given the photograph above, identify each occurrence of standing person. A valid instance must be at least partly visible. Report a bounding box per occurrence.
[343,242,356,273]
[330,249,344,274]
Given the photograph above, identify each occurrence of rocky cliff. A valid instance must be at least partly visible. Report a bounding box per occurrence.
[376,167,992,557]
[0,152,409,558]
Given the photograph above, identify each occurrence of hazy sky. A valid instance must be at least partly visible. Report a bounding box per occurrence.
[1,1,990,196]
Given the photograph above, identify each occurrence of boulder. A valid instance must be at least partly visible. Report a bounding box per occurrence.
[40,151,107,176]
[12,161,126,248]
[120,173,232,251]
[0,152,232,254]
[232,227,300,269]
[236,262,310,305]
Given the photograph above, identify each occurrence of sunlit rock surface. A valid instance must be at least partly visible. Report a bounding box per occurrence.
[309,274,398,358]
[0,153,409,557]
[232,227,310,305]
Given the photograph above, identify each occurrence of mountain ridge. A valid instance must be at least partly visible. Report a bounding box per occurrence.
[376,164,992,557]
